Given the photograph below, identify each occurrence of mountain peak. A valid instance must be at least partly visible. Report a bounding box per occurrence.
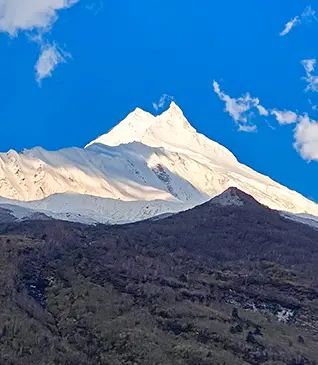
[210,187,261,208]
[166,101,184,115]
[126,102,185,123]
[86,102,195,149]
[2,99,318,226]
[85,102,238,165]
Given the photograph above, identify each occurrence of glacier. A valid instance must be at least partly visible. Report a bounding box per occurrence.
[0,101,318,225]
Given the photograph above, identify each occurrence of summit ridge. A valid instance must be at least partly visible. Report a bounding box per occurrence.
[0,102,317,224]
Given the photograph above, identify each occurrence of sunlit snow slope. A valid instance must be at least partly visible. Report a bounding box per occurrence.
[0,102,317,224]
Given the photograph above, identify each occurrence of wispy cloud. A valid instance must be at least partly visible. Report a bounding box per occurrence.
[35,43,70,84]
[238,124,257,133]
[294,114,318,161]
[213,81,268,132]
[84,1,104,15]
[303,59,316,74]
[280,6,316,36]
[256,104,269,116]
[0,0,78,83]
[280,16,301,37]
[302,59,318,92]
[153,94,175,112]
[213,77,318,162]
[270,109,299,125]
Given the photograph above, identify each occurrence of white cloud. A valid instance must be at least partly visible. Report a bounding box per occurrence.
[0,0,78,35]
[238,124,257,133]
[294,114,318,161]
[302,59,318,92]
[280,6,316,36]
[257,104,269,116]
[271,109,299,125]
[306,75,318,92]
[35,43,70,84]
[0,0,78,83]
[269,109,318,162]
[213,81,268,132]
[266,107,318,162]
[153,94,175,112]
[212,79,318,162]
[303,5,316,19]
[308,98,318,110]
[303,59,316,73]
[280,16,301,36]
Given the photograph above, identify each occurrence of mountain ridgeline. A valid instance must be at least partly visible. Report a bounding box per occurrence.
[1,188,318,364]
[0,102,318,225]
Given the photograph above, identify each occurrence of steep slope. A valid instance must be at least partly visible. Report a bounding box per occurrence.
[87,102,318,216]
[1,189,318,365]
[0,143,206,205]
[0,102,317,224]
[86,102,237,164]
[0,193,186,225]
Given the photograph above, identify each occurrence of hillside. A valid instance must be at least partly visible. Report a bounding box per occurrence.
[1,189,318,365]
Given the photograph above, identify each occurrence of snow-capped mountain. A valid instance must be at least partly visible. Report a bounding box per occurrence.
[0,102,318,224]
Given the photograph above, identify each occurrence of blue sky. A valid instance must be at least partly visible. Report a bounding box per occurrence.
[0,0,318,201]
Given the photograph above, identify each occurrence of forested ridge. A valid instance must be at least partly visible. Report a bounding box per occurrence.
[1,190,318,364]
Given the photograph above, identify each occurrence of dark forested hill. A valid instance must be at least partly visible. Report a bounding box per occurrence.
[1,188,318,365]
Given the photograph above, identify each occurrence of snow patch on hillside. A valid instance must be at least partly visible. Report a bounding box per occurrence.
[281,211,318,230]
[211,188,244,207]
[0,193,187,225]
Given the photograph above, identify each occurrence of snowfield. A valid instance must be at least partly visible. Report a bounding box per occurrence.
[0,102,318,225]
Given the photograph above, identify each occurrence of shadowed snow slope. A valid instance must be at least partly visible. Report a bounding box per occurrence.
[0,102,318,224]
[0,194,186,225]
